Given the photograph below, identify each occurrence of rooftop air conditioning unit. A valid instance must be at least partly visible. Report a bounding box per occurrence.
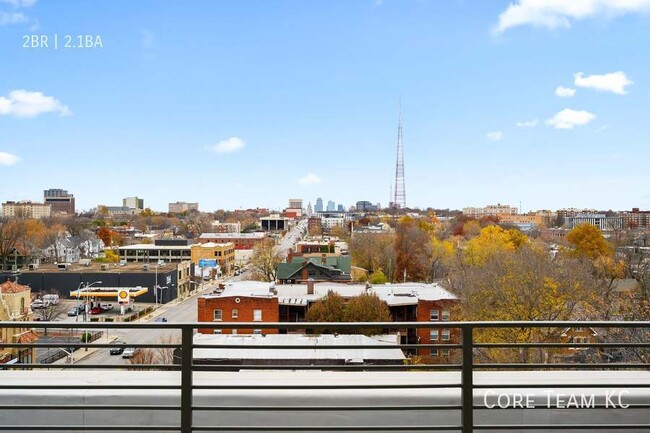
[28,263,38,271]
[100,264,109,271]
[143,264,149,271]
[79,259,91,267]
[57,263,71,271]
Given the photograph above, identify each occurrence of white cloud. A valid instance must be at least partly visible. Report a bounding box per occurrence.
[486,131,503,141]
[298,173,322,185]
[0,151,20,166]
[555,86,576,97]
[0,0,36,7]
[546,108,596,129]
[0,11,25,24]
[494,0,650,34]
[574,71,633,94]
[0,90,71,117]
[516,119,539,128]
[206,137,245,153]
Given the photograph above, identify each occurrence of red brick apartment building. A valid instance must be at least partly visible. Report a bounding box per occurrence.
[198,233,266,250]
[197,281,459,359]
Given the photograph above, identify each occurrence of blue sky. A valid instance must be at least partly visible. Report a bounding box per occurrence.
[1,0,650,213]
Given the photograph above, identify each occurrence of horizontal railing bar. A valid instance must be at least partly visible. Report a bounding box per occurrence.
[475,425,650,430]
[475,342,650,348]
[192,364,462,371]
[2,320,649,329]
[192,343,462,349]
[474,404,650,409]
[192,383,462,389]
[1,363,181,370]
[475,363,650,369]
[192,404,462,411]
[191,426,462,431]
[0,427,178,431]
[473,383,650,388]
[0,343,180,349]
[0,405,180,410]
[0,385,181,389]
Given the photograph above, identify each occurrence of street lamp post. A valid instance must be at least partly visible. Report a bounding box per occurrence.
[75,280,102,351]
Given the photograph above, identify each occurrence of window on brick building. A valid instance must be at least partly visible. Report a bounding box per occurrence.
[253,329,262,335]
[441,310,450,321]
[430,309,439,321]
[232,309,238,319]
[431,349,438,357]
[213,309,222,321]
[253,309,262,321]
[430,330,439,340]
[213,329,222,334]
[442,329,450,341]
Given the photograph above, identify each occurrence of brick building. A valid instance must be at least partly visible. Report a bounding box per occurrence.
[197,281,459,359]
[190,242,235,277]
[198,233,266,250]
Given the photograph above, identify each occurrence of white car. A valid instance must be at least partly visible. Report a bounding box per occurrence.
[121,347,139,358]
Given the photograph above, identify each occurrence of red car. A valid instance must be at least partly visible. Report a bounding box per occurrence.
[89,306,103,315]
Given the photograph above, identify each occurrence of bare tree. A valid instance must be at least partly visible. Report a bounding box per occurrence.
[250,238,281,282]
[155,334,180,365]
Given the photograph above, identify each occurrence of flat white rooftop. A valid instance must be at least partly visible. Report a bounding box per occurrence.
[203,281,458,305]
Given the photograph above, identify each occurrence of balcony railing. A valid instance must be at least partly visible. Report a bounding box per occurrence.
[0,320,649,432]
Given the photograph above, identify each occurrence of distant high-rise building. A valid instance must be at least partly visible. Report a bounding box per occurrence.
[43,188,75,215]
[123,197,144,210]
[337,204,344,212]
[315,198,324,213]
[306,202,313,216]
[356,201,378,213]
[326,200,335,212]
[2,201,51,219]
[169,202,199,213]
[288,199,303,210]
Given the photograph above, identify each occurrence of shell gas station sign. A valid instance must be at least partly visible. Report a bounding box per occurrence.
[117,289,130,305]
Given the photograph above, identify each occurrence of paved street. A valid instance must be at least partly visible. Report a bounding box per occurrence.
[74,223,306,366]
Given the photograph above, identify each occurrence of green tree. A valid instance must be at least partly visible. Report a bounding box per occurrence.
[368,270,388,284]
[343,292,392,335]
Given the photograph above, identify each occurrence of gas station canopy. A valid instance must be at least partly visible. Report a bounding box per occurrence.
[69,287,148,299]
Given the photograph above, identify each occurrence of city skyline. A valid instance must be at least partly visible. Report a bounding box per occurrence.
[2,1,650,212]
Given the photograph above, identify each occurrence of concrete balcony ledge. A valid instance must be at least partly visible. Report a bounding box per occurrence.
[1,370,650,432]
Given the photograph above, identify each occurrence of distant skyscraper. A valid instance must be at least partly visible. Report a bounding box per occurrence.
[288,198,303,209]
[326,200,335,212]
[44,188,75,215]
[123,196,144,210]
[315,198,323,213]
[393,103,406,209]
[306,202,313,216]
[337,204,344,212]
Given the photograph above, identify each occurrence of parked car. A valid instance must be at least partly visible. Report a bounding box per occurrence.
[109,341,126,355]
[122,347,139,358]
[67,304,85,316]
[154,317,167,323]
[31,299,45,309]
[89,306,103,315]
[101,303,114,311]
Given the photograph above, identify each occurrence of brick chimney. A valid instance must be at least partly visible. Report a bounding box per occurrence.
[307,277,315,295]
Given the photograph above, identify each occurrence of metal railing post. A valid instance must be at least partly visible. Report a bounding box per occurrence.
[461,324,473,433]
[181,325,193,433]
